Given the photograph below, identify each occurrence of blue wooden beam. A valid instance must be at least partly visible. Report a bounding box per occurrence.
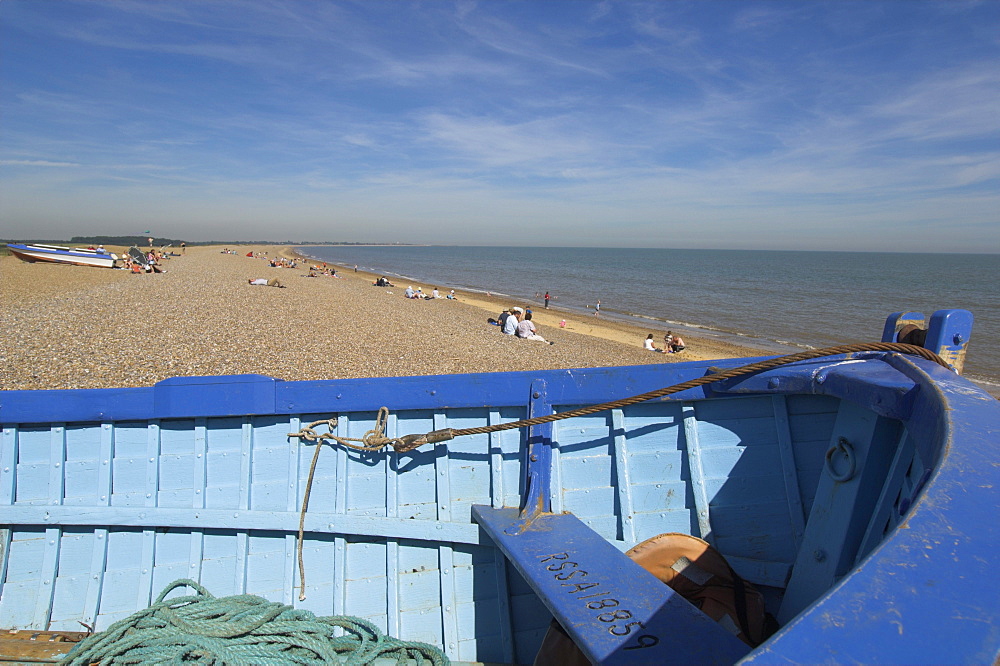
[472,506,749,665]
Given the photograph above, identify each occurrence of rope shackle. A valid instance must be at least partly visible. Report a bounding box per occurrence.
[394,428,456,452]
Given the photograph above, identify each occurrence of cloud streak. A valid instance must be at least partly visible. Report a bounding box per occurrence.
[0,0,998,251]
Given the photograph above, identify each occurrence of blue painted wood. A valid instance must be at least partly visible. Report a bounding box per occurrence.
[924,308,973,372]
[472,506,749,664]
[744,354,1000,665]
[610,409,637,544]
[882,311,925,343]
[1,337,998,664]
[770,396,806,554]
[682,404,714,544]
[778,403,896,622]
[882,308,973,373]
[522,380,553,519]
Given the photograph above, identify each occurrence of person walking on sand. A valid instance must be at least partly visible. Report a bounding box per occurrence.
[544,292,550,309]
[594,300,601,316]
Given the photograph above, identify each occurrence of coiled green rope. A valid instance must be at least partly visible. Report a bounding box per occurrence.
[61,579,449,665]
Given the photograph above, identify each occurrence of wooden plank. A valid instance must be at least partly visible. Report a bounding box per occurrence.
[385,412,401,637]
[33,427,65,628]
[492,549,515,664]
[332,416,348,616]
[82,422,113,627]
[434,412,459,661]
[0,630,89,662]
[0,427,17,614]
[611,409,636,544]
[778,403,896,623]
[473,506,749,665]
[855,430,914,561]
[683,404,714,544]
[772,396,806,554]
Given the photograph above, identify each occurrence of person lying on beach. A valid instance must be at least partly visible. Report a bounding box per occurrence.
[248,278,284,288]
[516,312,554,344]
[644,334,664,352]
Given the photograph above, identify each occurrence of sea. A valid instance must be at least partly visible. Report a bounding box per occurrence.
[296,245,1000,391]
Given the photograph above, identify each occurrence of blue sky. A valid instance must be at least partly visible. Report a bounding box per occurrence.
[1,1,998,251]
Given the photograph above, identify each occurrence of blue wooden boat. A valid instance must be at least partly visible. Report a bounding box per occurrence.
[1,309,997,664]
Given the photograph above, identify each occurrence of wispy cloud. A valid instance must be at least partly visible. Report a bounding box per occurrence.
[0,159,80,167]
[1,0,997,250]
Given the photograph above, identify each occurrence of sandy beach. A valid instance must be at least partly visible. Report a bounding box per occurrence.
[0,245,772,391]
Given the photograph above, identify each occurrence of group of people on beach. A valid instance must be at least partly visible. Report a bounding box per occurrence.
[644,331,686,353]
[403,285,455,300]
[492,307,555,345]
[122,248,166,274]
[306,264,338,277]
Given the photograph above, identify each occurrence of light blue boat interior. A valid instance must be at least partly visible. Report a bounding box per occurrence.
[1,311,997,664]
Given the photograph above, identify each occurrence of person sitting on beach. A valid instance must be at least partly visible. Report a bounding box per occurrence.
[644,334,664,352]
[431,288,440,299]
[517,312,554,344]
[248,278,284,288]
[447,290,456,299]
[502,307,522,335]
[404,286,416,298]
[664,332,674,349]
[670,335,686,353]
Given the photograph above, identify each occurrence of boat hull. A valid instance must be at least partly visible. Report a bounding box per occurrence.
[0,352,997,664]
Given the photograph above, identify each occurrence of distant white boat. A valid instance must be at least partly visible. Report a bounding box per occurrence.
[6,243,119,268]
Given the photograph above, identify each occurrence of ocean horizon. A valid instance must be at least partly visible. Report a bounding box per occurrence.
[296,245,1000,390]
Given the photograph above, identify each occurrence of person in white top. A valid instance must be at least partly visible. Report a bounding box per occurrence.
[502,308,521,335]
[517,312,554,344]
[644,333,664,352]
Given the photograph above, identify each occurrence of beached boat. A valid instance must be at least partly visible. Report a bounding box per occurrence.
[0,309,996,664]
[6,243,119,269]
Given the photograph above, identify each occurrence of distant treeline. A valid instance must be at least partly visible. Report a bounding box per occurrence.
[2,237,401,247]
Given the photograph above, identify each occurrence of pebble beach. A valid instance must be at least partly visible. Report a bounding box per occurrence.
[0,245,770,391]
